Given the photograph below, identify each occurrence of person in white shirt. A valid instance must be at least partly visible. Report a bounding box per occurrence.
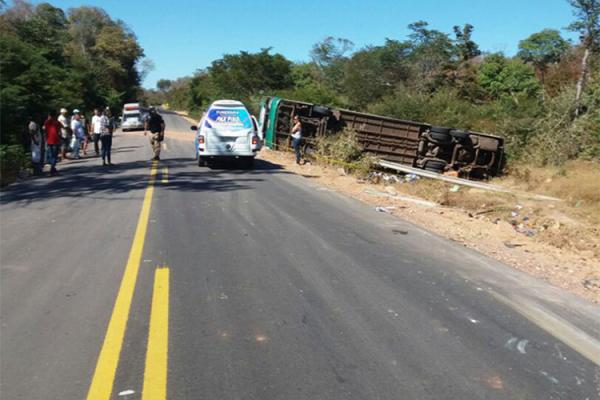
[91,108,102,156]
[58,108,70,160]
[29,117,42,175]
[70,110,86,159]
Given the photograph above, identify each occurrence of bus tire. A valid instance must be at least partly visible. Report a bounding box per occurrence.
[423,159,447,173]
[450,129,470,141]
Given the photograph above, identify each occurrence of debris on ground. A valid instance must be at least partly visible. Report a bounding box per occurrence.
[375,206,396,213]
[405,173,420,183]
[504,242,525,249]
[366,171,417,185]
[582,277,600,291]
[449,185,461,193]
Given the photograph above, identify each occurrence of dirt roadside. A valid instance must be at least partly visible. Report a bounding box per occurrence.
[256,148,600,304]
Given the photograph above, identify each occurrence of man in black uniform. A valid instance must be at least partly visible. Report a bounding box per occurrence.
[144,107,165,161]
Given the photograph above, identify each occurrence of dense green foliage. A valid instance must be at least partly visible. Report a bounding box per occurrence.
[0,1,146,182]
[0,1,145,145]
[518,29,571,82]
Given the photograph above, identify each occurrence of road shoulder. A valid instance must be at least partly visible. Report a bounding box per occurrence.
[257,148,600,305]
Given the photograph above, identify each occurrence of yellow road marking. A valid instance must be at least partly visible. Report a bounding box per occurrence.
[142,267,170,400]
[87,162,158,400]
[161,167,168,184]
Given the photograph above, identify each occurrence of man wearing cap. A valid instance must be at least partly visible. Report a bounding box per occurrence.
[144,107,165,161]
[70,110,86,159]
[58,108,71,160]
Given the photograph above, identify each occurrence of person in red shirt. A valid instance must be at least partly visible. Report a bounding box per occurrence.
[44,111,62,175]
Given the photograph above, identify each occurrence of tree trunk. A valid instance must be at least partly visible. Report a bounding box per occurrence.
[575,47,590,116]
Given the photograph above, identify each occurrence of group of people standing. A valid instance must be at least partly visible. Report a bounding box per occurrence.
[29,107,116,176]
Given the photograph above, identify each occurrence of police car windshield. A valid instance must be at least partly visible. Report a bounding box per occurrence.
[207,108,251,130]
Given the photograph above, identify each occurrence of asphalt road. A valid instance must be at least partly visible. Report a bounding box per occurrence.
[160,109,196,133]
[1,112,599,400]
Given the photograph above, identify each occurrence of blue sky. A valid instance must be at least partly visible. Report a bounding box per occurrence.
[31,0,578,88]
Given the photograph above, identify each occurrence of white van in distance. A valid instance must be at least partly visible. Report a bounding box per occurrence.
[121,102,144,131]
[191,100,261,167]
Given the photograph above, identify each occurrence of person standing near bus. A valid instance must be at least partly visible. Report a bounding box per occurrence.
[291,115,303,165]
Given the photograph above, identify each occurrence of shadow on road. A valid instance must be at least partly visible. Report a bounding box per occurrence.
[0,157,288,207]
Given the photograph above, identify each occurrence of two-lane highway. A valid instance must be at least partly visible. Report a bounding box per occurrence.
[1,112,599,399]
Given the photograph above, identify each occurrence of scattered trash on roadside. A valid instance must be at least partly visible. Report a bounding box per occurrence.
[366,171,408,184]
[444,170,459,177]
[509,219,536,236]
[404,173,419,183]
[582,277,600,290]
[383,174,400,184]
[519,227,536,237]
[503,242,525,249]
[375,206,396,213]
[337,167,347,176]
[515,204,523,210]
[449,185,460,193]
[511,211,519,217]
[367,171,383,183]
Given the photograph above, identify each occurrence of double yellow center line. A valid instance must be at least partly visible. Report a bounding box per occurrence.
[87,162,169,400]
[143,267,170,400]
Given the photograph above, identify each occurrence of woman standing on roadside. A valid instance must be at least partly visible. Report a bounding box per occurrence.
[291,115,303,165]
[99,108,114,166]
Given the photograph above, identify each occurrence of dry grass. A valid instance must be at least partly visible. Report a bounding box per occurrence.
[498,160,600,225]
[377,161,600,259]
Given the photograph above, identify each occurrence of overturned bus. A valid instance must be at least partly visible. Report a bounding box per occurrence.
[258,97,505,178]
